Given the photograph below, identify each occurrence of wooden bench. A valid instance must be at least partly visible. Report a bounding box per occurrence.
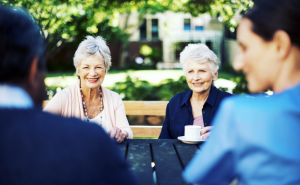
[43,100,168,138]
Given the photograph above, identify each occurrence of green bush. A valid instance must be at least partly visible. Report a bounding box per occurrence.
[231,73,250,94]
[220,64,250,94]
[111,75,230,101]
[46,73,251,101]
[111,76,159,100]
[110,75,190,101]
[155,76,190,101]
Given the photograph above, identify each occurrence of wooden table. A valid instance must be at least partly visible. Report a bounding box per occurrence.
[118,139,205,185]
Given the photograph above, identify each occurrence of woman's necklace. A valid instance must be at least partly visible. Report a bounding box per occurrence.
[80,87,103,122]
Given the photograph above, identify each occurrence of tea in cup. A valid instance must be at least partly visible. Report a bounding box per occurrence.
[184,125,202,140]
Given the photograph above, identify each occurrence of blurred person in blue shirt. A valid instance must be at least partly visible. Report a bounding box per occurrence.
[159,43,232,140]
[183,0,300,184]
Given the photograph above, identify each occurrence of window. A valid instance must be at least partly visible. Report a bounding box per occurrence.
[184,19,191,31]
[151,19,159,40]
[140,19,147,40]
[195,26,204,31]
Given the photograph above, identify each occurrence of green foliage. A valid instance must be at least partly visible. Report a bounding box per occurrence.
[156,76,190,100]
[45,72,251,100]
[140,45,153,56]
[111,75,189,101]
[180,0,254,32]
[150,47,162,60]
[111,75,159,100]
[137,45,162,68]
[110,75,231,101]
[121,0,254,33]
[231,73,250,94]
[96,19,129,43]
[221,63,250,94]
[2,0,130,61]
[2,0,255,72]
[46,61,74,72]
[218,87,228,92]
[119,0,255,37]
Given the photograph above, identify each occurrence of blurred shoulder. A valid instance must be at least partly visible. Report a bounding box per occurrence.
[2,108,109,140]
[220,93,276,113]
[223,83,300,112]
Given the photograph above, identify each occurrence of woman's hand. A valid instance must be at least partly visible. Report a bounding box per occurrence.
[109,127,127,143]
[201,126,213,140]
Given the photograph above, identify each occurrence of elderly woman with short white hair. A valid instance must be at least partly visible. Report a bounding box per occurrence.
[159,43,232,140]
[44,36,133,142]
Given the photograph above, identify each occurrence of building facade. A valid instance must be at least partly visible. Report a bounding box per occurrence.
[119,11,224,69]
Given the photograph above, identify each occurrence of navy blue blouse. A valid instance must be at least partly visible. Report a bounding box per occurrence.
[159,86,233,139]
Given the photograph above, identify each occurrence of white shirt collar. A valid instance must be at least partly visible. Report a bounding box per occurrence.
[0,84,33,108]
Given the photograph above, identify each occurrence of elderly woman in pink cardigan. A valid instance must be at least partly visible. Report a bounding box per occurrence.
[44,36,133,142]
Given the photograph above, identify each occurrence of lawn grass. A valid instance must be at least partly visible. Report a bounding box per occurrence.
[45,70,235,89]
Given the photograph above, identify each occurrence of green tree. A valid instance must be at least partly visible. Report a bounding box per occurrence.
[1,0,131,61]
[1,0,254,67]
[180,0,254,32]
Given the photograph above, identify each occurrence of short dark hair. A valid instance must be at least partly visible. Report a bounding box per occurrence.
[0,6,46,84]
[244,0,300,47]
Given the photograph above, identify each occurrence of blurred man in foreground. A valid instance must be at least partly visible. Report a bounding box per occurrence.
[0,6,138,185]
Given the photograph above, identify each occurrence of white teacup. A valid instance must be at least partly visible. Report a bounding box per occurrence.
[184,125,202,140]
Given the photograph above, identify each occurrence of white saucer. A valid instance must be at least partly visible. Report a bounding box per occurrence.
[178,136,204,144]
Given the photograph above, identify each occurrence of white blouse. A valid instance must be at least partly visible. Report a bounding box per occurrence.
[85,110,109,133]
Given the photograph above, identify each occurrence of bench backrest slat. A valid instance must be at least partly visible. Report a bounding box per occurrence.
[43,100,168,116]
[130,126,162,138]
[43,100,167,138]
[123,101,168,116]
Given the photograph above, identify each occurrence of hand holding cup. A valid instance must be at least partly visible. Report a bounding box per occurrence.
[184,125,213,141]
[201,126,213,140]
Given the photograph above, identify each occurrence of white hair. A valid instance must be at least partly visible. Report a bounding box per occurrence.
[73,35,111,75]
[179,43,220,76]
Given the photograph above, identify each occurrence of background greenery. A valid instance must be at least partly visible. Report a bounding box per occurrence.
[2,0,253,96]
[45,69,250,101]
[2,0,254,70]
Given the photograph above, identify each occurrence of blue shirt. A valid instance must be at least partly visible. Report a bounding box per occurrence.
[0,84,33,108]
[159,86,232,139]
[183,83,300,185]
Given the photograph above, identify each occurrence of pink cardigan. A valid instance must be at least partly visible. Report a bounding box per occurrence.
[43,80,133,139]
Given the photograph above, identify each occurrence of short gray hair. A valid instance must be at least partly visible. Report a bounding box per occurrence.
[179,43,220,76]
[73,35,111,75]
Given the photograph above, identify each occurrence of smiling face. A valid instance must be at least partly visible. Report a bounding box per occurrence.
[78,56,106,89]
[234,18,278,93]
[185,60,218,94]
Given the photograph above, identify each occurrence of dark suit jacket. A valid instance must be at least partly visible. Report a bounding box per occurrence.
[0,108,138,185]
